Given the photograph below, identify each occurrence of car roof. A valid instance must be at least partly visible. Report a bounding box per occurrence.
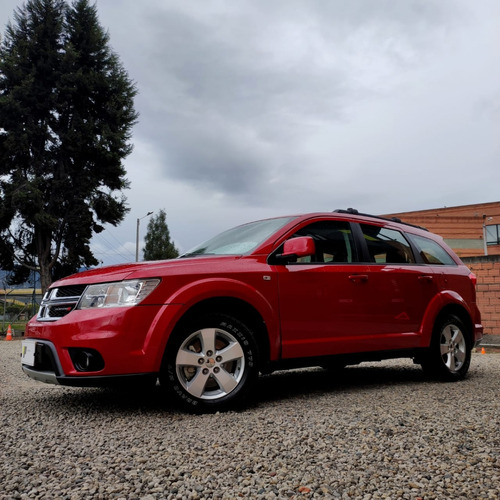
[251,210,436,256]
[274,210,429,232]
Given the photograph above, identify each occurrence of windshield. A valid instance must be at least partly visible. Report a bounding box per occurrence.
[182,217,295,257]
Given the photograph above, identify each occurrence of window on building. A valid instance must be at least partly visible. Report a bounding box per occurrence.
[486,225,500,246]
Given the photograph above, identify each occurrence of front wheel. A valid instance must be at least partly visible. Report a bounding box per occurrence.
[161,313,259,412]
[420,314,471,381]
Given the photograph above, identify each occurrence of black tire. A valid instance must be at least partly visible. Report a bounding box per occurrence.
[160,313,259,412]
[420,314,471,381]
[321,361,347,373]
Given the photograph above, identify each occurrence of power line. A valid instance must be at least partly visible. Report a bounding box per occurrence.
[92,228,135,265]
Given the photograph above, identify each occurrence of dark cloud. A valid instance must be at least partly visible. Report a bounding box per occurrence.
[124,0,459,204]
[1,0,498,263]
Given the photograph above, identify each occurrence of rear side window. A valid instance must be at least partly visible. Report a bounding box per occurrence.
[410,234,456,265]
[360,224,415,264]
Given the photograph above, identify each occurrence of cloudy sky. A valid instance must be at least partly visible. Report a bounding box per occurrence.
[1,0,499,265]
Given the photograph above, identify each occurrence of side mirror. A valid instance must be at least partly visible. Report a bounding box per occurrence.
[281,236,315,259]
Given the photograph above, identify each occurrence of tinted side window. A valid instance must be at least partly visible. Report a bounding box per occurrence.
[410,234,456,265]
[360,224,415,264]
[293,221,356,263]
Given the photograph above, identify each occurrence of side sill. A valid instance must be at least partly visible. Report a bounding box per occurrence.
[266,347,428,372]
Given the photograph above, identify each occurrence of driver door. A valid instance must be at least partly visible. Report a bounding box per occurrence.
[275,220,369,358]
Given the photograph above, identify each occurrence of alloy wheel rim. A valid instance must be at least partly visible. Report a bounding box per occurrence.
[439,324,467,373]
[175,327,245,400]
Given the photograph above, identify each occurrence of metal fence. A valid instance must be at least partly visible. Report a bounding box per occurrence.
[1,289,43,335]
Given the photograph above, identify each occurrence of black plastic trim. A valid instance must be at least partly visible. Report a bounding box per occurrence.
[22,365,157,387]
[267,347,428,372]
[55,373,158,387]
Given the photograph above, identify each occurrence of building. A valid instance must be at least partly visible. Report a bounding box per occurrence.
[384,201,500,258]
[384,201,500,337]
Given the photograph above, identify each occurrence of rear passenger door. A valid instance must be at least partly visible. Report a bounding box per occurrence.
[355,223,441,347]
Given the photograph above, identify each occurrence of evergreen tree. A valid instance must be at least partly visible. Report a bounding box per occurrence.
[143,210,179,261]
[0,0,137,292]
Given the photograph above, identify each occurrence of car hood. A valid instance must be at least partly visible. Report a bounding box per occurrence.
[50,255,244,287]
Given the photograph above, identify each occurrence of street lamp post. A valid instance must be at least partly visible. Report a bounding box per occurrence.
[136,211,153,262]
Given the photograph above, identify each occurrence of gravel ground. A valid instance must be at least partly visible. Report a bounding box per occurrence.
[1,339,499,500]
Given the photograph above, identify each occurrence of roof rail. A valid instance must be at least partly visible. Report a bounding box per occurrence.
[333,208,428,231]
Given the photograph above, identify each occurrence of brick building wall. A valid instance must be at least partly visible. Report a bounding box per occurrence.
[461,255,500,336]
[384,201,500,258]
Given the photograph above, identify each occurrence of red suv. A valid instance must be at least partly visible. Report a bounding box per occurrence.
[22,209,483,411]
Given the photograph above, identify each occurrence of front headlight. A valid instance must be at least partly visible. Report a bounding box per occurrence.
[77,279,161,309]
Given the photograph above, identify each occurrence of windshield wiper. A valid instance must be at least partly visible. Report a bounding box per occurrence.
[179,252,216,258]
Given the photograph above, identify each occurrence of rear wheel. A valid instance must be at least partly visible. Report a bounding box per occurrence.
[420,314,471,381]
[161,313,259,411]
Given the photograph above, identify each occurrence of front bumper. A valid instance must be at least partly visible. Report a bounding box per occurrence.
[24,302,183,378]
[22,365,157,386]
[22,339,157,387]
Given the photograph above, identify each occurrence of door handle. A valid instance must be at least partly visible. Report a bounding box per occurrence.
[418,275,433,282]
[349,274,368,283]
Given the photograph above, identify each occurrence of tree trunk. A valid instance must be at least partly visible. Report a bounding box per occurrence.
[38,263,52,295]
[37,230,54,295]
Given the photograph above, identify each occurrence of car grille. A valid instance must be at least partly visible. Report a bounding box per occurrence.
[37,285,87,321]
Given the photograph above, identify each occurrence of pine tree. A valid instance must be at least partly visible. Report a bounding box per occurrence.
[0,0,137,292]
[143,210,179,261]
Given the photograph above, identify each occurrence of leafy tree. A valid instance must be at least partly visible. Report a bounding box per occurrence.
[0,0,137,292]
[143,210,179,261]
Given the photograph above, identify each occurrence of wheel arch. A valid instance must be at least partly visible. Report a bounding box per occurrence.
[420,292,475,348]
[433,304,475,348]
[164,296,271,372]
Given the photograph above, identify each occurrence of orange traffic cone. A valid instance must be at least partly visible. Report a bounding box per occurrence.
[5,324,13,341]
[481,347,486,355]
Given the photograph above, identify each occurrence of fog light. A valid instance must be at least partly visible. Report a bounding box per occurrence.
[68,348,104,372]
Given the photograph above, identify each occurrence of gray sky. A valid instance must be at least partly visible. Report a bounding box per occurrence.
[1,0,499,265]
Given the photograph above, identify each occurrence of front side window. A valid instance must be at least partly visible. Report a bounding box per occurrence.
[410,234,456,265]
[360,224,415,264]
[292,220,356,263]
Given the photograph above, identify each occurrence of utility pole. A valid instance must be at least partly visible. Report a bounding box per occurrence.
[136,211,154,262]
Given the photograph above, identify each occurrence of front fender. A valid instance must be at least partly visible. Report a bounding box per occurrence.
[150,277,280,369]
